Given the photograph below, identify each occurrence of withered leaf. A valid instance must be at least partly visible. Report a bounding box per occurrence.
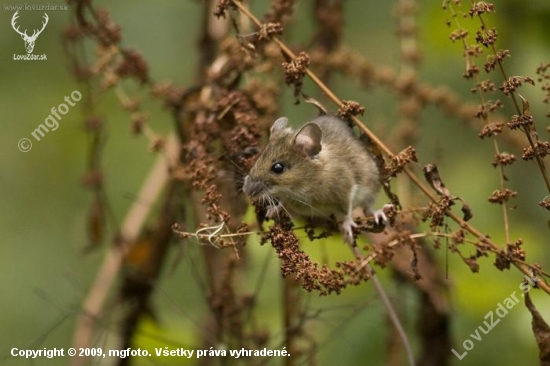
[524,291,550,365]
[302,93,328,115]
[459,198,473,221]
[423,164,451,197]
[423,164,473,221]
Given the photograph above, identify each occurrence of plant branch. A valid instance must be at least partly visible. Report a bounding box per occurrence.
[230,0,550,296]
[474,5,550,193]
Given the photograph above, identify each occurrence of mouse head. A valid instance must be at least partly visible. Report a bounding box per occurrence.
[243,117,324,200]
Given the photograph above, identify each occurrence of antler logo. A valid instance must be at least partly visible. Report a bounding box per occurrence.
[11,11,49,54]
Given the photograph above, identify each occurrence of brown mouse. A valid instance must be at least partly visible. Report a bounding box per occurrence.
[243,114,389,243]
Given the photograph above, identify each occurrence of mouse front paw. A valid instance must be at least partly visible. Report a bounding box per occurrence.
[342,215,358,245]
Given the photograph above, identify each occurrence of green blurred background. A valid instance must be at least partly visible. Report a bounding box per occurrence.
[1,0,550,365]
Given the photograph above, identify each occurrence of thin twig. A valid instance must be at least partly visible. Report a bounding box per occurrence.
[478,12,550,193]
[352,246,416,366]
[446,3,513,245]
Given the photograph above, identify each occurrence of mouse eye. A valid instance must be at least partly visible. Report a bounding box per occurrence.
[270,162,285,174]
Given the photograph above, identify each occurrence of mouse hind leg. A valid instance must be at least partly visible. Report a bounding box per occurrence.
[367,204,395,225]
[350,184,393,226]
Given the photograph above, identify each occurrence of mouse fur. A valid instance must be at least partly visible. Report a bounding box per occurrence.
[243,114,384,242]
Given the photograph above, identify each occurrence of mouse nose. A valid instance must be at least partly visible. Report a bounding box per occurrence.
[243,176,264,197]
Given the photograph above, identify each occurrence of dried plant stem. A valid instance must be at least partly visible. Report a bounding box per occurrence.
[492,138,511,244]
[450,1,550,193]
[113,84,159,145]
[370,269,415,366]
[447,3,511,246]
[70,134,180,365]
[230,0,550,296]
[361,232,550,279]
[394,0,421,210]
[283,276,300,366]
[476,13,550,194]
[446,0,550,261]
[349,244,415,366]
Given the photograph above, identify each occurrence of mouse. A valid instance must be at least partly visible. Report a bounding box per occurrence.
[243,114,389,244]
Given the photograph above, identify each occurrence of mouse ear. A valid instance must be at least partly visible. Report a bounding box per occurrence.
[270,117,289,135]
[293,123,322,157]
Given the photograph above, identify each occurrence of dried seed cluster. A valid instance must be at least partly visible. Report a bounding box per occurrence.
[385,146,418,178]
[282,52,310,102]
[261,224,373,296]
[336,100,365,121]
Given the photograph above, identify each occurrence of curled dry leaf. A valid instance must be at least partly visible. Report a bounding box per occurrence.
[460,199,473,221]
[524,291,550,365]
[423,163,451,197]
[301,93,328,115]
[423,163,473,222]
